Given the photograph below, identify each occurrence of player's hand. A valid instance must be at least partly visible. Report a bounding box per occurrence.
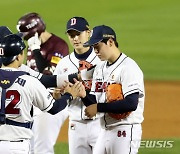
[85,104,97,118]
[63,81,79,99]
[28,32,41,51]
[53,88,63,99]
[73,78,86,98]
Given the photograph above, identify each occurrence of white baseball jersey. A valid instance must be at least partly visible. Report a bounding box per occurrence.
[19,64,42,79]
[91,53,145,128]
[0,67,54,141]
[54,49,101,121]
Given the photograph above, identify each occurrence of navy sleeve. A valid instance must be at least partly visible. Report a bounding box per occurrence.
[33,49,48,73]
[81,91,97,106]
[48,92,73,115]
[97,92,139,113]
[39,74,57,88]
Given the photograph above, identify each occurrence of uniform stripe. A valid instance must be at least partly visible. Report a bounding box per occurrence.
[42,99,54,111]
[124,89,139,96]
[129,124,133,154]
[69,55,79,70]
[89,55,97,63]
[36,72,42,80]
[104,114,108,129]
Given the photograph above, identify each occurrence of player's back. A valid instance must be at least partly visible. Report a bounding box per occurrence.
[0,68,54,141]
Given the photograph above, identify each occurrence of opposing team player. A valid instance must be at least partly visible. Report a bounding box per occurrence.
[16,12,69,153]
[79,25,145,154]
[54,17,101,154]
[0,26,69,89]
[0,34,83,154]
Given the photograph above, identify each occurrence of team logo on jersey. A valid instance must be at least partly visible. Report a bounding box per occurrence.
[1,80,10,84]
[63,68,68,72]
[95,82,109,92]
[47,93,52,100]
[51,56,61,64]
[70,123,75,130]
[111,74,115,80]
[79,60,92,71]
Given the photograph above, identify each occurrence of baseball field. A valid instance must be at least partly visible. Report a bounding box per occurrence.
[1,0,180,153]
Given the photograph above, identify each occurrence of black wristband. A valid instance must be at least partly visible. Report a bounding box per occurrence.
[63,92,73,101]
[68,73,78,84]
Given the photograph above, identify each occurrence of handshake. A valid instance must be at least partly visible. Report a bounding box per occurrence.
[54,65,96,100]
[53,79,86,100]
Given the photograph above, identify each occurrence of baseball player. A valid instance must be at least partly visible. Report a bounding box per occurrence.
[0,34,83,154]
[53,17,102,154]
[16,12,69,154]
[0,26,72,90]
[79,25,145,154]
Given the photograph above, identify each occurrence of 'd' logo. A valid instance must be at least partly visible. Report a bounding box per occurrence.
[1,80,10,84]
[70,18,76,26]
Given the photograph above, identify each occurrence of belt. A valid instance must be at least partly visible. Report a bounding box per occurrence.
[84,119,94,121]
[0,140,24,142]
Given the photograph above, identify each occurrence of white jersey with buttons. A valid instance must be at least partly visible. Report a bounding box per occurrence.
[54,49,101,121]
[91,53,145,128]
[0,68,54,141]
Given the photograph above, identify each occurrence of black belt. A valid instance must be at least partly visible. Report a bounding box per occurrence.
[0,140,24,142]
[84,119,93,121]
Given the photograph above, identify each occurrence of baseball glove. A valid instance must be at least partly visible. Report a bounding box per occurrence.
[106,84,131,120]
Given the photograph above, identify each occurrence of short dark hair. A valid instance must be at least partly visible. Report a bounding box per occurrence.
[101,38,119,48]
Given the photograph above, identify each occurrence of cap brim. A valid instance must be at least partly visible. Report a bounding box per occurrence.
[15,32,23,38]
[0,26,23,42]
[83,38,103,47]
[66,28,84,33]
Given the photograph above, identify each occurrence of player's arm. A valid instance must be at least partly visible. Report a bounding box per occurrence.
[97,92,139,113]
[47,80,83,114]
[84,92,139,119]
[27,33,48,73]
[32,49,48,73]
[19,64,78,88]
[38,73,79,88]
[33,78,82,115]
[81,90,97,106]
[81,91,139,113]
[47,92,73,115]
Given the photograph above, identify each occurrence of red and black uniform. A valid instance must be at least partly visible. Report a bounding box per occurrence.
[27,34,69,75]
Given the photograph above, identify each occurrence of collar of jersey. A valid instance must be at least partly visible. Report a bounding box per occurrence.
[74,47,93,60]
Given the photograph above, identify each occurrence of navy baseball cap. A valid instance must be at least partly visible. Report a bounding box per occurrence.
[66,17,89,33]
[83,25,116,47]
[0,26,23,42]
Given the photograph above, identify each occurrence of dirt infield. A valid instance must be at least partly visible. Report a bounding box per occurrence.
[57,81,180,142]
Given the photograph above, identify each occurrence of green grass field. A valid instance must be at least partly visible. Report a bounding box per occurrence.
[55,139,180,154]
[1,0,180,153]
[1,0,180,80]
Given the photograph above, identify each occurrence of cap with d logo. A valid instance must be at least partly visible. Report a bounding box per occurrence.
[66,17,89,33]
